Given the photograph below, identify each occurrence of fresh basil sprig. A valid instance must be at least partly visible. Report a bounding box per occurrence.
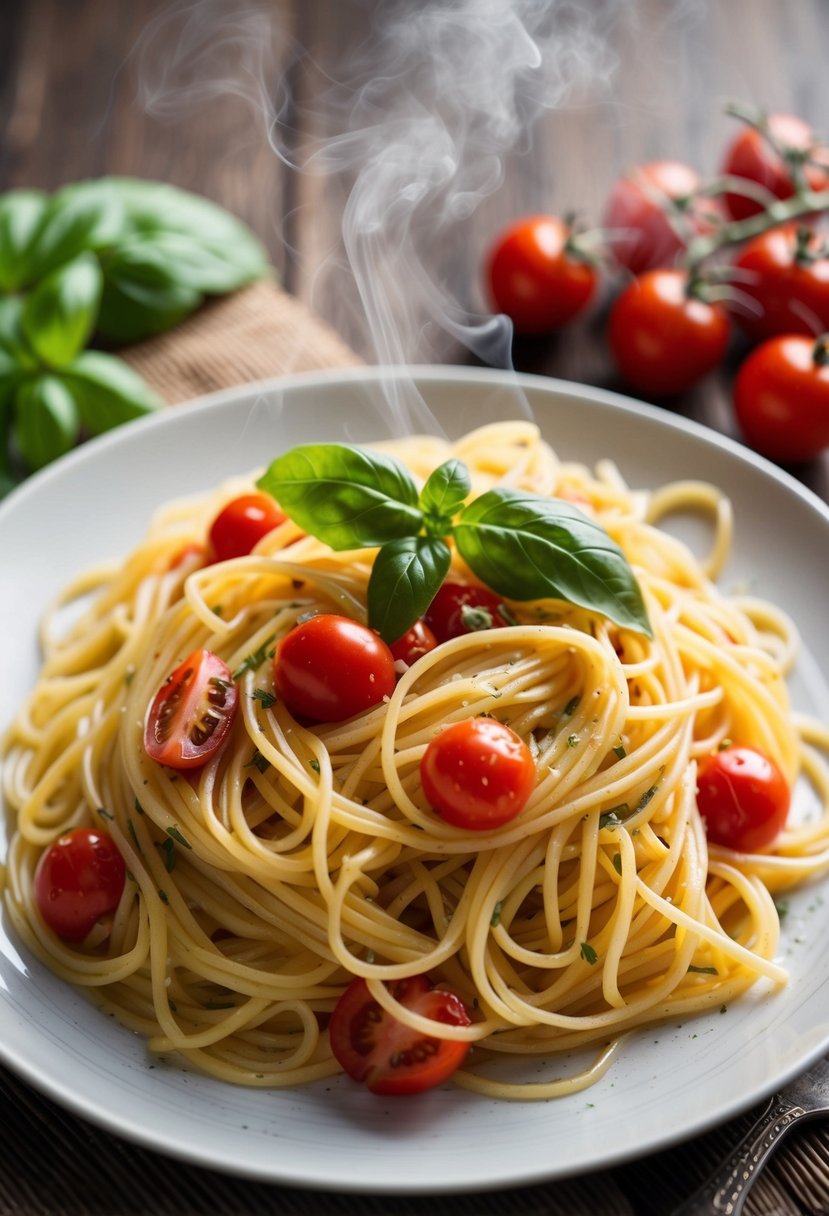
[257,443,652,643]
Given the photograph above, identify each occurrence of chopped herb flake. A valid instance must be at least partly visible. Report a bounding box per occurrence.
[127,818,141,852]
[159,837,176,873]
[612,853,622,875]
[563,695,581,717]
[580,941,598,965]
[688,965,718,975]
[600,804,630,829]
[232,634,276,680]
[166,825,192,850]
[252,688,277,709]
[158,889,170,905]
[97,806,113,821]
[309,759,321,774]
[134,798,145,816]
[490,901,503,928]
[245,749,270,774]
[613,743,626,760]
[637,784,659,811]
[567,733,580,748]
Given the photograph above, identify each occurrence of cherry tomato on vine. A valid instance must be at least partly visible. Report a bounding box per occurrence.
[329,975,471,1095]
[424,580,512,643]
[34,827,126,942]
[733,333,829,462]
[608,268,730,397]
[603,161,720,274]
[486,215,598,334]
[721,112,829,221]
[697,745,790,852]
[208,493,286,562]
[389,619,438,667]
[144,648,239,769]
[421,717,536,830]
[274,614,396,722]
[731,224,829,341]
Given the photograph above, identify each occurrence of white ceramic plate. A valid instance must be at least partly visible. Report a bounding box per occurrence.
[3,366,829,1194]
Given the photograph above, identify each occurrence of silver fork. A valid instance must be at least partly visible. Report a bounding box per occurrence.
[671,1056,829,1216]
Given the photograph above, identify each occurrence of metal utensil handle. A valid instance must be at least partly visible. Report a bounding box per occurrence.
[670,1095,805,1216]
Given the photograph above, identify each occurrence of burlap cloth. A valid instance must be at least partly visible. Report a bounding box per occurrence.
[3,282,829,1216]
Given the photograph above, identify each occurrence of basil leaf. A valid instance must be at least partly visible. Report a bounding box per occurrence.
[419,458,471,534]
[25,180,124,280]
[257,444,423,550]
[97,243,203,343]
[0,296,37,370]
[0,190,49,292]
[64,351,161,433]
[22,252,102,368]
[367,536,451,644]
[454,488,652,636]
[13,376,80,470]
[109,232,261,296]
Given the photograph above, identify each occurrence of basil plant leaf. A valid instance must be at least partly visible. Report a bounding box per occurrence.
[13,376,80,471]
[257,444,423,551]
[419,458,471,534]
[24,180,124,281]
[454,488,652,637]
[0,296,37,370]
[64,351,161,434]
[97,242,203,343]
[22,252,102,368]
[0,190,49,292]
[367,536,452,645]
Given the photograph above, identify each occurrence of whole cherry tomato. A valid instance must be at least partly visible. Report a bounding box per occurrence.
[603,161,720,274]
[721,112,829,220]
[420,717,536,830]
[274,614,396,722]
[486,215,598,334]
[34,827,126,942]
[144,648,239,770]
[731,224,829,341]
[733,333,829,462]
[608,268,730,397]
[697,745,790,852]
[389,619,438,667]
[208,493,286,562]
[329,975,471,1096]
[424,580,512,643]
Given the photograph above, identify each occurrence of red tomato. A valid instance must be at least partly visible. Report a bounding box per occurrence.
[486,215,598,334]
[731,224,829,341]
[34,827,126,942]
[424,580,512,643]
[274,614,396,722]
[721,112,829,220]
[329,975,471,1095]
[389,619,438,667]
[603,161,720,274]
[421,717,536,830]
[697,746,790,852]
[733,334,829,462]
[208,493,286,562]
[608,268,730,397]
[144,648,239,769]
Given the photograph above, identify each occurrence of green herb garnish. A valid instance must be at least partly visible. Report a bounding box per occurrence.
[252,688,277,709]
[580,942,598,965]
[490,901,503,928]
[166,825,192,850]
[245,749,270,774]
[232,635,276,680]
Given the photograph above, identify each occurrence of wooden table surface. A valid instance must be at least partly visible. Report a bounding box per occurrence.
[2,0,829,500]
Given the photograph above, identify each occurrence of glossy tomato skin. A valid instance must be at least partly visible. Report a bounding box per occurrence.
[208,493,286,562]
[34,827,126,942]
[604,161,719,274]
[486,215,597,334]
[329,975,471,1096]
[697,746,790,852]
[733,334,829,462]
[389,619,438,667]
[424,580,511,643]
[144,649,239,770]
[608,268,730,397]
[421,717,536,830]
[731,225,829,341]
[721,113,829,220]
[274,614,396,722]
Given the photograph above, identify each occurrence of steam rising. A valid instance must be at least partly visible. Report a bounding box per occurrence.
[134,0,625,431]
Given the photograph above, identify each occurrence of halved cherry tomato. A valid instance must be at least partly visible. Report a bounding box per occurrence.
[329,975,471,1095]
[34,827,126,942]
[274,614,396,722]
[144,648,238,769]
[424,580,512,643]
[697,745,790,852]
[486,215,598,334]
[208,493,286,562]
[731,224,829,341]
[608,268,730,397]
[733,333,829,462]
[389,619,438,667]
[421,717,536,830]
[721,112,829,220]
[603,161,720,274]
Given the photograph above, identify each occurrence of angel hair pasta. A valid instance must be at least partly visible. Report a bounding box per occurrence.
[3,420,829,1101]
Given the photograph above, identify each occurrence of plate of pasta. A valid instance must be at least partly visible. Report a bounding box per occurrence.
[2,365,829,1193]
